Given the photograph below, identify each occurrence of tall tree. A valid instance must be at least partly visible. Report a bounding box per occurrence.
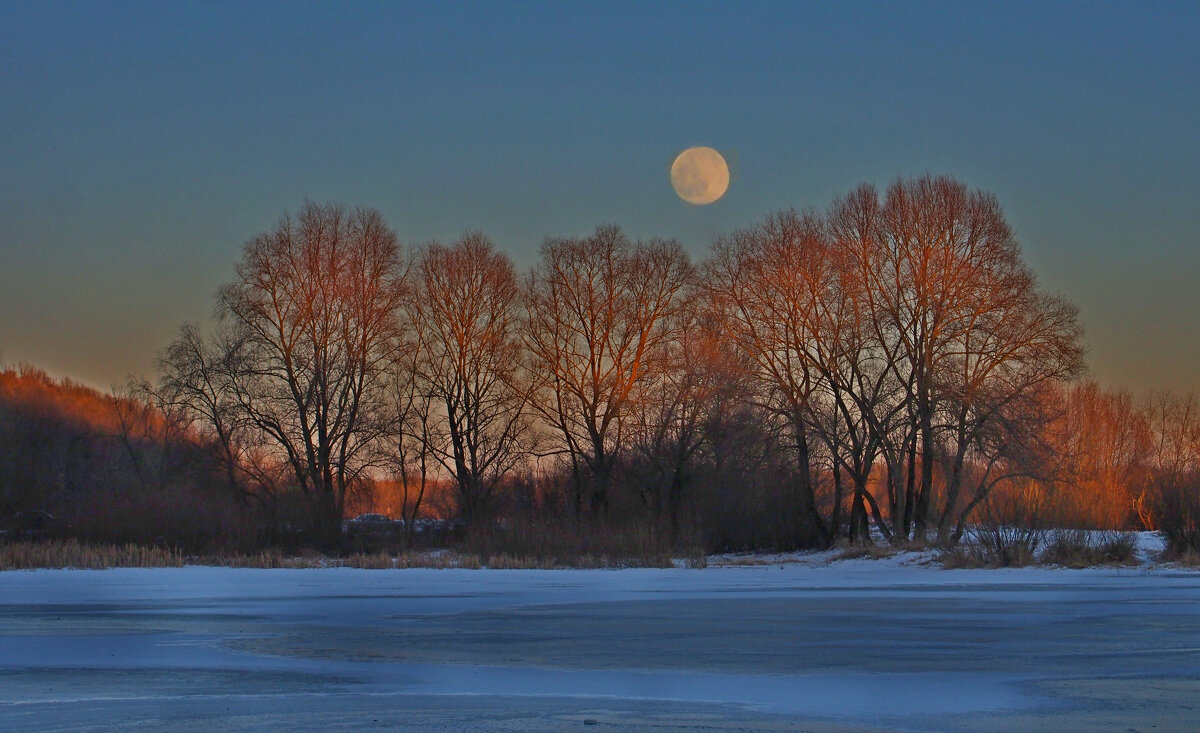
[838,176,1083,541]
[705,178,1084,546]
[624,299,721,541]
[411,233,534,519]
[216,202,408,540]
[523,225,692,516]
[703,211,837,546]
[153,323,289,511]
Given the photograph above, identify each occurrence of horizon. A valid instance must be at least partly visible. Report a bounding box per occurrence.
[1,1,1198,393]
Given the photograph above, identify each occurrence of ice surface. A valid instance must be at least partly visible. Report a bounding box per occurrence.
[1,542,1198,732]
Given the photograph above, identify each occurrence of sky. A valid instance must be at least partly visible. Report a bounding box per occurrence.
[0,1,1197,393]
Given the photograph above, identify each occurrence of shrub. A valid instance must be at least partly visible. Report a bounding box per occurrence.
[1041,529,1138,567]
[1168,549,1200,567]
[1147,475,1200,559]
[940,526,1040,569]
[1097,531,1138,564]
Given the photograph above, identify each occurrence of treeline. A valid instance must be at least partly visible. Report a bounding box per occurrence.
[988,382,1200,556]
[3,174,1198,555]
[0,366,251,548]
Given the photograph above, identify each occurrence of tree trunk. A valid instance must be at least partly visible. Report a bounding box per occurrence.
[794,423,830,547]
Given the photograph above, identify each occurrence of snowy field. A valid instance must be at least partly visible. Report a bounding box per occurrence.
[2,546,1199,732]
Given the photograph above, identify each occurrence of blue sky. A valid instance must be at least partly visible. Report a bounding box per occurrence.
[1,1,1197,391]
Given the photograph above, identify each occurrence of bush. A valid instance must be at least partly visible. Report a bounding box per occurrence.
[940,526,1040,569]
[1096,531,1138,563]
[1041,529,1138,567]
[1167,549,1200,567]
[1148,475,1200,559]
[50,484,265,554]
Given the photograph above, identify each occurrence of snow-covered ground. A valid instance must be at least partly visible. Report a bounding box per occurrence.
[1,545,1198,732]
[707,529,1168,569]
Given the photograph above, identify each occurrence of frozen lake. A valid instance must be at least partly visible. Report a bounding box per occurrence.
[2,557,1199,731]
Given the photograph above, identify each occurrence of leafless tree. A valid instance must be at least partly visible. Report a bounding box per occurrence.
[704,178,1083,547]
[130,180,1093,551]
[410,233,535,519]
[931,283,1084,541]
[523,225,692,517]
[1139,390,1200,550]
[386,311,437,536]
[215,202,409,540]
[623,299,722,540]
[1144,391,1200,482]
[830,176,1083,542]
[152,323,279,508]
[703,211,838,545]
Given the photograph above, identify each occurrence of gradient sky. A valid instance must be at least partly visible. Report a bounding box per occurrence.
[1,1,1197,393]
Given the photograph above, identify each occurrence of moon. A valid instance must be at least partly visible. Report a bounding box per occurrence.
[670,146,730,205]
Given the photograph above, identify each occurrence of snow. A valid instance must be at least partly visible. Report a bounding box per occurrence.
[708,529,1170,568]
[2,540,1199,731]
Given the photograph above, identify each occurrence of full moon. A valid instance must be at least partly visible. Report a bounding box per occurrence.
[670,146,730,205]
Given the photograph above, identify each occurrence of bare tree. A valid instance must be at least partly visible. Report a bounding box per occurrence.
[830,176,1083,542]
[387,310,437,536]
[1140,390,1200,551]
[523,225,692,517]
[703,178,1083,547]
[112,375,229,505]
[215,202,409,541]
[931,282,1084,541]
[624,299,721,540]
[703,211,837,545]
[152,323,280,508]
[410,233,534,519]
[1144,391,1200,484]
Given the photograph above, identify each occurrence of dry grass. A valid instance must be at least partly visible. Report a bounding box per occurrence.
[0,539,184,570]
[0,540,688,571]
[478,552,685,569]
[481,553,557,570]
[393,551,479,569]
[834,542,900,561]
[461,518,694,569]
[715,555,774,567]
[202,549,324,569]
[205,550,483,569]
[214,549,681,570]
[939,547,984,569]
